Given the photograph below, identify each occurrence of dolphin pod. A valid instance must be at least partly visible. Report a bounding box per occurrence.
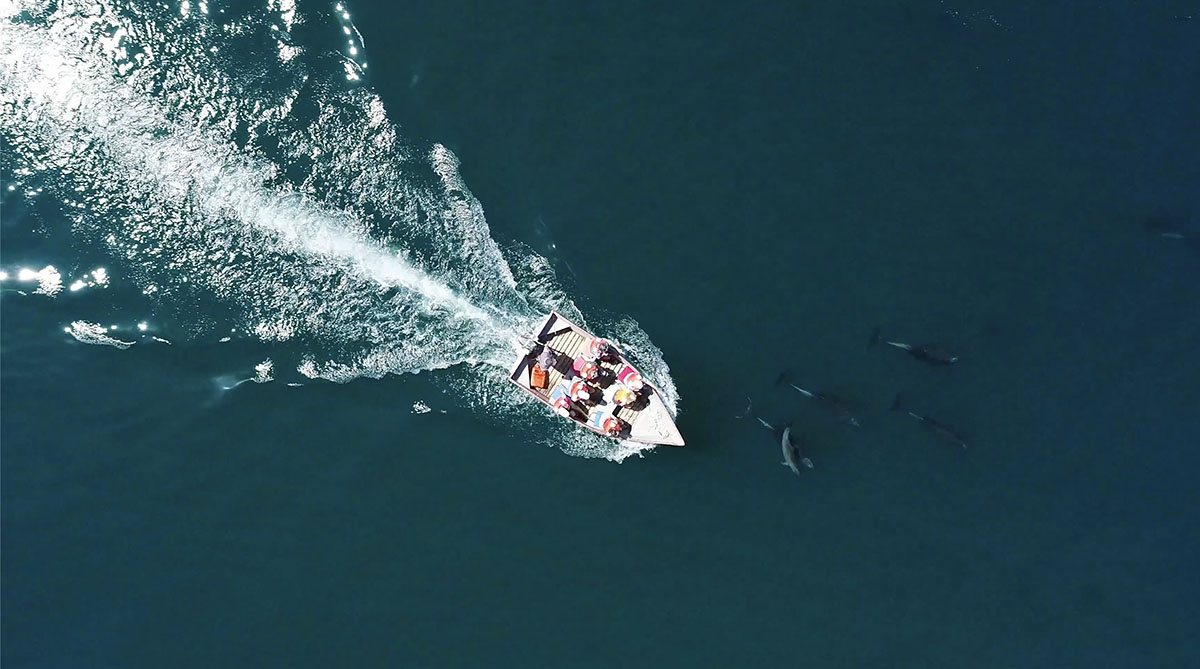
[744,322,973,476]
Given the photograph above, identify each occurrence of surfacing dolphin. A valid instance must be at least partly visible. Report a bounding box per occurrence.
[781,424,814,474]
[890,394,967,449]
[775,373,861,427]
[742,398,815,473]
[735,396,754,420]
[871,327,959,365]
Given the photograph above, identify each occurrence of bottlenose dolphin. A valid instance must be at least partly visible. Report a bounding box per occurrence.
[776,374,861,426]
[781,425,814,474]
[1156,230,1200,248]
[1145,215,1200,248]
[737,397,776,430]
[741,399,815,472]
[871,327,958,365]
[734,398,782,429]
[735,396,754,419]
[890,395,967,449]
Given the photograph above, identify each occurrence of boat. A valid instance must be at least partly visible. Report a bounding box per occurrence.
[508,311,684,447]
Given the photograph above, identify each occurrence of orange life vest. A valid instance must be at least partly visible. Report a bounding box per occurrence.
[530,364,548,389]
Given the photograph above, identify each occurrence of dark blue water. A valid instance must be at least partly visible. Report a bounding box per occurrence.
[3,1,1199,666]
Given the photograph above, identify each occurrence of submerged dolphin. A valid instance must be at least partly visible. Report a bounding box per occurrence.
[776,374,860,426]
[781,425,814,474]
[1146,216,1200,249]
[871,327,958,365]
[890,395,967,449]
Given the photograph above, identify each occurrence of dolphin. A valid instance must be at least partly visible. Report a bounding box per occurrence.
[735,396,754,419]
[742,400,815,473]
[756,415,775,431]
[781,424,814,474]
[776,374,861,426]
[1145,215,1200,248]
[737,397,776,430]
[871,327,958,365]
[1156,230,1200,248]
[890,394,967,449]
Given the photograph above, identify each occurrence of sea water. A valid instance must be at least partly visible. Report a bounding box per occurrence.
[3,1,1198,666]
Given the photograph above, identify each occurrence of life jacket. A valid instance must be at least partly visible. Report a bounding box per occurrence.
[617,366,644,392]
[602,416,622,437]
[572,356,597,380]
[530,363,548,389]
[580,360,598,381]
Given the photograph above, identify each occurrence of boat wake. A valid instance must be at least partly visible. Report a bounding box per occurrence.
[0,0,678,460]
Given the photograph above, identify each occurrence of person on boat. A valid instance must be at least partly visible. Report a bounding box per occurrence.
[589,411,625,438]
[536,345,557,372]
[586,337,611,361]
[549,381,587,421]
[552,395,572,418]
[613,386,637,407]
[616,365,644,393]
[569,379,594,404]
[571,356,599,382]
[602,416,624,437]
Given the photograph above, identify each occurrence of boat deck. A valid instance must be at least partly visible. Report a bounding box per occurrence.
[508,312,684,446]
[528,324,654,430]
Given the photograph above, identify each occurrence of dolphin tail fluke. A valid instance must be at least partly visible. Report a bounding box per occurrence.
[774,370,793,387]
[889,394,904,412]
[869,326,883,347]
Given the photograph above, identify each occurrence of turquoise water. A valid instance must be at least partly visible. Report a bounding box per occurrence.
[3,1,1198,666]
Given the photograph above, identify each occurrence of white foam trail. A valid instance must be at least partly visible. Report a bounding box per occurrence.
[0,14,491,326]
[0,1,680,461]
